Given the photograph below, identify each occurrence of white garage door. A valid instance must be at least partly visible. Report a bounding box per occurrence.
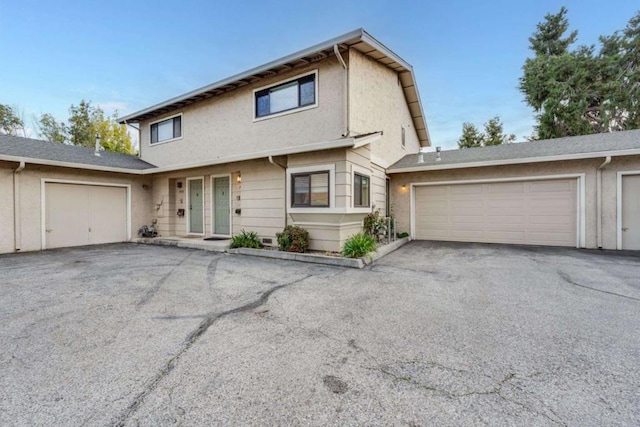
[45,183,128,249]
[414,179,578,247]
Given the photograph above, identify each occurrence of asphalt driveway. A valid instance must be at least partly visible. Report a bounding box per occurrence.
[0,241,638,426]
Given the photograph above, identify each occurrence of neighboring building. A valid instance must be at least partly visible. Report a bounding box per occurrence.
[388,130,640,251]
[0,30,639,255]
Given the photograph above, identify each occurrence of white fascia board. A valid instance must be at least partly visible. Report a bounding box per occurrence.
[352,132,382,148]
[141,137,357,174]
[0,154,147,175]
[387,149,640,174]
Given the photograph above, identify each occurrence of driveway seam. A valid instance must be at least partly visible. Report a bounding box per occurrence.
[558,270,640,302]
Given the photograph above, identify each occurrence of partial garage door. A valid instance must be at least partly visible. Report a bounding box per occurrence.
[414,179,577,247]
[45,183,127,249]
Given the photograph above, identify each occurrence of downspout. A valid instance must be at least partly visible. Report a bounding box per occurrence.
[596,156,611,249]
[269,155,288,230]
[334,44,349,137]
[124,120,141,158]
[13,161,25,252]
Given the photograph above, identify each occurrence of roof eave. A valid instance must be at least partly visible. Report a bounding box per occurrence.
[387,149,640,173]
[118,29,365,124]
[0,154,151,174]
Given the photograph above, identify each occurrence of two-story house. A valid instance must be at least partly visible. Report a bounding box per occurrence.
[116,29,429,251]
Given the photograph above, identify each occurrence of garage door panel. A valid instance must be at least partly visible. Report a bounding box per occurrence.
[485,215,525,225]
[414,178,577,247]
[486,199,525,209]
[450,186,481,195]
[89,186,127,244]
[487,182,524,194]
[484,230,526,241]
[450,215,484,224]
[450,200,483,209]
[450,229,484,239]
[46,184,91,249]
[529,180,574,192]
[45,183,127,249]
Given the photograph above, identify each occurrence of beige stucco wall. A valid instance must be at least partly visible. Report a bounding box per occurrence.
[0,162,16,254]
[0,162,151,254]
[390,156,640,250]
[150,158,285,245]
[348,49,421,166]
[138,58,345,168]
[600,155,640,249]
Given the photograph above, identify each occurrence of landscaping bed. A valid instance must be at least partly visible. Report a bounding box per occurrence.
[229,237,411,269]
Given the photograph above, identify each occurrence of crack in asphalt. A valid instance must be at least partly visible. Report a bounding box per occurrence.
[135,252,197,308]
[377,367,566,426]
[558,270,640,302]
[112,272,312,427]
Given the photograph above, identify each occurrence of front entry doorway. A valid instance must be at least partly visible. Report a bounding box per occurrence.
[188,178,204,234]
[213,176,231,236]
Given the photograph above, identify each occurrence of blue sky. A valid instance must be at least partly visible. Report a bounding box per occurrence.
[1,0,638,149]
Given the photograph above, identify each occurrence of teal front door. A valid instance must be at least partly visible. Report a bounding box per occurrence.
[188,179,204,234]
[214,176,230,235]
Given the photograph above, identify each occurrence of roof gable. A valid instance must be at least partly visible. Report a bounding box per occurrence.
[118,29,430,147]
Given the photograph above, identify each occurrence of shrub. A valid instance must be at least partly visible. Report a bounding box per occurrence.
[342,233,377,258]
[397,232,409,239]
[230,229,263,249]
[276,225,310,253]
[363,208,387,238]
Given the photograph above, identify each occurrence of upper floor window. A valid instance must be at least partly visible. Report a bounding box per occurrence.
[151,115,182,144]
[291,171,329,207]
[255,71,317,119]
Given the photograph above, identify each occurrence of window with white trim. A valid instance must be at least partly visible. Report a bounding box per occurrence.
[151,116,181,144]
[291,171,329,207]
[354,173,370,207]
[255,73,316,118]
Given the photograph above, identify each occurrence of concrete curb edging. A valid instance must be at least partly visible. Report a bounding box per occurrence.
[230,237,411,268]
[135,238,228,252]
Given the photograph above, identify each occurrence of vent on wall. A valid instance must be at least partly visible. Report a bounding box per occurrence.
[263,238,273,244]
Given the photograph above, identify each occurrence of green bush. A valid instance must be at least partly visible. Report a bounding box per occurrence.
[230,229,263,249]
[397,232,409,239]
[342,233,377,258]
[276,225,310,253]
[363,209,387,238]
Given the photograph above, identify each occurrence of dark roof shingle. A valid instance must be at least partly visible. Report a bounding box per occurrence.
[388,130,640,171]
[0,134,156,171]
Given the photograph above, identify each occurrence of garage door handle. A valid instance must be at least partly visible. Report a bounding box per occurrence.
[622,227,629,232]
[46,229,52,233]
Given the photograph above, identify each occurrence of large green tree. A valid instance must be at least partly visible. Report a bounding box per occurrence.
[458,116,514,149]
[520,8,640,139]
[37,100,133,154]
[0,103,25,136]
[37,113,67,144]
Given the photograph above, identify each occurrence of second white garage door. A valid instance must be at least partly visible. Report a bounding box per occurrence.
[45,182,128,249]
[414,178,578,247]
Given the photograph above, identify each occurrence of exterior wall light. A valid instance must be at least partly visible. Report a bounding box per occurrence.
[236,174,242,183]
